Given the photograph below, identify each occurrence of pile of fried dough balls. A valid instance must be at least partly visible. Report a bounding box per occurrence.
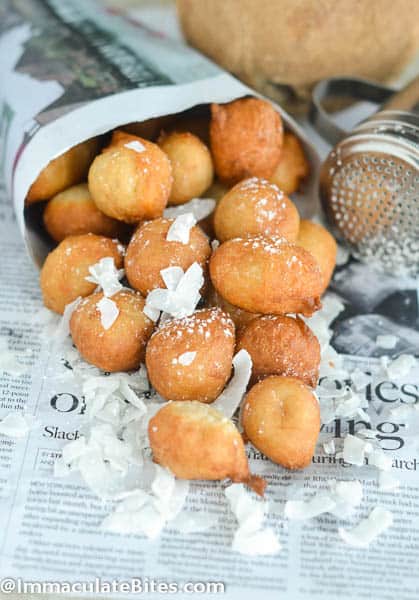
[31,97,336,494]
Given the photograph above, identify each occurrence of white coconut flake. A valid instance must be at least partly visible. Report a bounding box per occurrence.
[212,349,252,418]
[329,479,363,517]
[367,448,392,472]
[319,387,369,425]
[323,439,336,455]
[342,435,372,466]
[164,198,216,221]
[351,369,371,391]
[0,412,36,439]
[85,257,124,297]
[53,297,81,344]
[384,354,416,379]
[376,334,398,349]
[225,483,280,556]
[166,213,197,244]
[211,239,220,251]
[145,263,203,320]
[101,464,189,539]
[97,297,119,330]
[284,495,336,520]
[160,266,184,291]
[124,140,145,153]
[178,351,196,366]
[285,478,363,522]
[338,507,393,548]
[143,304,161,322]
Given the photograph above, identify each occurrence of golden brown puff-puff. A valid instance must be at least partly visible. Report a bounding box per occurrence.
[70,290,153,372]
[209,235,323,316]
[297,220,337,294]
[149,400,250,482]
[125,217,211,296]
[210,98,283,184]
[270,132,310,195]
[158,131,214,205]
[40,233,124,314]
[43,183,123,242]
[146,308,235,403]
[88,131,172,223]
[26,137,100,204]
[204,283,259,333]
[214,177,299,242]
[236,315,320,387]
[242,376,320,469]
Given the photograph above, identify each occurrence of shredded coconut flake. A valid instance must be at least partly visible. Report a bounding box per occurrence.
[384,354,416,379]
[338,507,393,548]
[351,369,371,391]
[285,479,363,521]
[212,349,252,418]
[342,434,372,466]
[166,213,197,244]
[97,297,119,330]
[124,140,146,153]
[323,439,336,455]
[85,257,124,297]
[164,198,216,221]
[225,484,280,556]
[101,463,189,539]
[145,263,203,320]
[0,412,36,438]
[53,297,81,344]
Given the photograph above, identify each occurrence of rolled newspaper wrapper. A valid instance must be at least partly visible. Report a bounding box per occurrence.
[1,0,320,266]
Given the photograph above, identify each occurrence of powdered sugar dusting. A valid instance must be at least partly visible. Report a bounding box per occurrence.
[166,213,197,244]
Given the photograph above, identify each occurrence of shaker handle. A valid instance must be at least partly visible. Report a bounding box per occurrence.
[309,77,396,145]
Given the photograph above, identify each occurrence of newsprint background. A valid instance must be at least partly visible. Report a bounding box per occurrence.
[0,1,419,600]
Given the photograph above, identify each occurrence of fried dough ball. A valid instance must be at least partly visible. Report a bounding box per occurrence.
[43,184,123,242]
[88,131,172,223]
[242,376,320,469]
[270,132,310,195]
[214,177,299,242]
[40,234,124,314]
[209,235,323,316]
[70,290,153,372]
[149,401,250,483]
[297,220,337,294]
[125,217,211,295]
[26,137,99,204]
[168,112,210,145]
[146,308,235,402]
[205,284,259,332]
[121,116,174,140]
[210,97,283,184]
[158,131,214,205]
[236,315,320,387]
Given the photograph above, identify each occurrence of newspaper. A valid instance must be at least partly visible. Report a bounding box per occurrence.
[1,1,419,598]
